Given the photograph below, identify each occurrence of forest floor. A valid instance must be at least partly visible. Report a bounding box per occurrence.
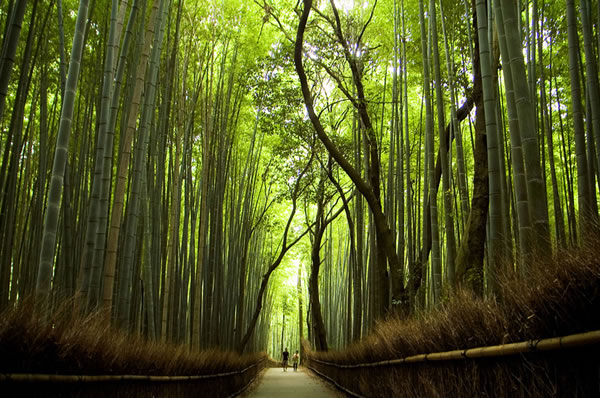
[245,367,342,397]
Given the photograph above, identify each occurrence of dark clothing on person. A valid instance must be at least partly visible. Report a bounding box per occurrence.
[282,349,290,371]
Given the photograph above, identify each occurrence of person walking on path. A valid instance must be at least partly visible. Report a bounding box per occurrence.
[282,348,289,372]
[292,350,299,371]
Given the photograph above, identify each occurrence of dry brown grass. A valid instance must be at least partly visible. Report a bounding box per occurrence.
[306,245,600,397]
[0,300,265,397]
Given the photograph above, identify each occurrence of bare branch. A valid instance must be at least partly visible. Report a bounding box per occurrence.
[254,0,296,44]
[357,0,378,46]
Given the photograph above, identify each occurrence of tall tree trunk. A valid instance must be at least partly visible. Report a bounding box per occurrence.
[90,0,136,309]
[455,0,488,296]
[580,0,600,203]
[296,0,409,316]
[476,0,503,292]
[419,0,442,303]
[309,175,328,352]
[430,0,456,290]
[327,169,360,341]
[83,0,122,310]
[0,0,39,309]
[37,0,90,303]
[0,0,28,124]
[102,0,155,315]
[116,0,168,329]
[500,0,551,256]
[494,0,532,267]
[142,173,157,340]
[537,5,566,248]
[297,258,304,361]
[565,0,593,240]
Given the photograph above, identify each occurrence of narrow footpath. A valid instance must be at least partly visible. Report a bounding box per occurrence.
[247,367,340,397]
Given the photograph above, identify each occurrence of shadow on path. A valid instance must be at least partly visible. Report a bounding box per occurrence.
[246,367,340,397]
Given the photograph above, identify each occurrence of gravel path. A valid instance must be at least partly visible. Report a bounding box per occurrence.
[246,367,340,397]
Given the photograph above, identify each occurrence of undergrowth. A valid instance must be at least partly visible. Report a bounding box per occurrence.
[306,245,600,397]
[0,300,265,397]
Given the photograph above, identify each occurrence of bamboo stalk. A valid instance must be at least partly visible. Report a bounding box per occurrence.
[0,358,266,383]
[309,330,600,368]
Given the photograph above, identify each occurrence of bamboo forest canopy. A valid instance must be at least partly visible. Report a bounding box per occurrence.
[0,0,599,356]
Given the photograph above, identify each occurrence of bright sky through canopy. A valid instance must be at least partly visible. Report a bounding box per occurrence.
[333,0,355,12]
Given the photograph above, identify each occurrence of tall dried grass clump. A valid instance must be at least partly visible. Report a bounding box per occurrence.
[307,245,600,397]
[0,300,265,397]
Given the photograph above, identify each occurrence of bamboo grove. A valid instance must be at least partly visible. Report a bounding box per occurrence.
[0,0,599,356]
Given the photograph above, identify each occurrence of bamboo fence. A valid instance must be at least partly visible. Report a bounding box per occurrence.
[0,357,266,383]
[308,329,600,368]
[306,329,600,397]
[307,330,600,398]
